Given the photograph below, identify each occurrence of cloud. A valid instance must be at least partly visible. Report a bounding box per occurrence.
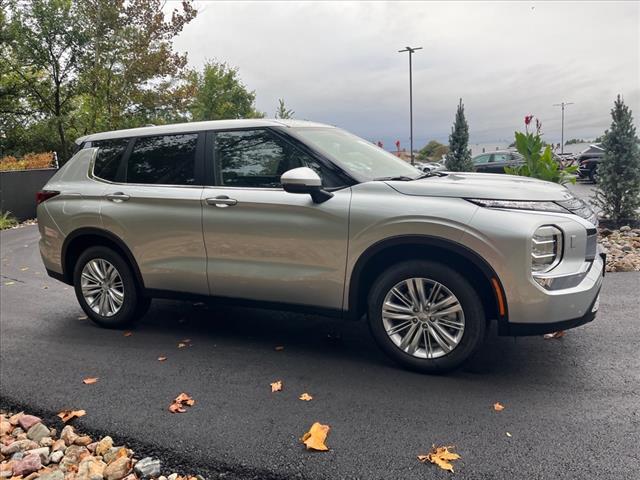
[171,1,639,146]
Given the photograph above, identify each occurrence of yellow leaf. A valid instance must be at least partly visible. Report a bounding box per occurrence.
[4,281,15,286]
[271,380,283,392]
[493,402,505,411]
[78,315,88,320]
[82,377,98,385]
[301,422,330,451]
[506,432,512,437]
[57,409,86,423]
[544,330,565,339]
[299,393,313,401]
[418,445,461,473]
[158,356,167,362]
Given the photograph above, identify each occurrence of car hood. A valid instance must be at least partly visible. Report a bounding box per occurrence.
[386,172,574,201]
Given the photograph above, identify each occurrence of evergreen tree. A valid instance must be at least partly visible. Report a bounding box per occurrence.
[594,95,640,221]
[275,98,294,119]
[445,98,473,171]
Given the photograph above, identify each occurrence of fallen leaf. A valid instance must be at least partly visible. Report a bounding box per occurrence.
[506,432,512,437]
[274,345,284,351]
[20,267,28,271]
[123,331,133,337]
[158,356,167,362]
[82,377,98,385]
[181,338,192,343]
[418,445,461,473]
[177,343,188,348]
[544,330,565,339]
[4,282,15,286]
[78,315,88,320]
[169,392,195,413]
[57,409,86,423]
[271,380,283,392]
[301,422,330,451]
[299,393,313,401]
[493,402,505,411]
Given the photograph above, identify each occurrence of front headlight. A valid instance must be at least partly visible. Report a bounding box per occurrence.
[467,199,569,214]
[531,225,563,273]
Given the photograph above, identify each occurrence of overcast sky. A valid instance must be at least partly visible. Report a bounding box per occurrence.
[171,1,639,148]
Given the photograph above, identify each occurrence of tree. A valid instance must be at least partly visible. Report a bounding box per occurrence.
[189,61,263,121]
[417,140,448,161]
[445,99,473,171]
[594,95,640,221]
[275,98,294,119]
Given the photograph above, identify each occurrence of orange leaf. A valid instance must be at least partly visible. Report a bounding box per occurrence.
[158,357,167,362]
[544,330,565,339]
[57,409,86,423]
[418,445,461,473]
[123,331,133,337]
[169,393,195,413]
[168,402,186,414]
[299,393,313,401]
[493,402,505,411]
[82,377,98,385]
[274,346,284,351]
[270,380,283,392]
[301,422,330,451]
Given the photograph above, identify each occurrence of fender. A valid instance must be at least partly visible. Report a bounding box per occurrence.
[346,234,509,324]
[61,227,145,288]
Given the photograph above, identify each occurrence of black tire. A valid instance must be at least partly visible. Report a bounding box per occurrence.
[367,260,486,373]
[73,246,142,329]
[589,167,598,184]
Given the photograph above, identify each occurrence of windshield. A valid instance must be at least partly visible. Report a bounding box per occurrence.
[291,127,422,181]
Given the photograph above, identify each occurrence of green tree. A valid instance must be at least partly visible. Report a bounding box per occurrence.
[594,95,640,221]
[275,98,294,119]
[417,140,448,161]
[190,61,263,121]
[445,99,473,171]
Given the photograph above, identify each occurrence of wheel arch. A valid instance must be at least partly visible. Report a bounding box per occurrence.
[346,235,508,328]
[61,227,144,289]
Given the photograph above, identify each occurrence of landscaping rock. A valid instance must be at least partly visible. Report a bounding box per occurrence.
[1,440,38,456]
[27,423,50,443]
[61,425,79,446]
[49,450,64,464]
[133,457,161,479]
[18,416,41,431]
[12,453,42,476]
[104,456,130,480]
[0,420,12,436]
[77,456,106,480]
[25,447,50,465]
[95,437,113,457]
[39,470,64,480]
[52,439,66,452]
[8,413,23,426]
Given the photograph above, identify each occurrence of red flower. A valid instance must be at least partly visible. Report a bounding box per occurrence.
[395,140,401,149]
[524,115,534,126]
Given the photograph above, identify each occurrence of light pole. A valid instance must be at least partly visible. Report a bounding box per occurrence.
[398,46,422,165]
[552,101,574,154]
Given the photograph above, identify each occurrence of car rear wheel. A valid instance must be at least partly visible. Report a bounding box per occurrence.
[73,246,144,328]
[367,260,486,373]
[589,167,599,183]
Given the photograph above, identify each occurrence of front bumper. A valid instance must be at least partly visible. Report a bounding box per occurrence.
[500,252,605,336]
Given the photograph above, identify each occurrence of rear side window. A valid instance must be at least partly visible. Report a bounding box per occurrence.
[126,134,197,185]
[93,138,129,181]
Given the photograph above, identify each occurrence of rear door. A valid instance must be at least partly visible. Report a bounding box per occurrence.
[473,154,492,172]
[488,152,511,173]
[99,133,208,295]
[200,128,351,310]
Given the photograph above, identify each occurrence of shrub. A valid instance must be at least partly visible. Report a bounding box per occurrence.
[0,211,19,230]
[0,152,55,171]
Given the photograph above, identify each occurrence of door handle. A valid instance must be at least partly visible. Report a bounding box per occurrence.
[106,192,130,202]
[205,195,237,207]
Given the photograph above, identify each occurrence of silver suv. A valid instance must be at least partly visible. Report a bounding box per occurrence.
[37,119,604,372]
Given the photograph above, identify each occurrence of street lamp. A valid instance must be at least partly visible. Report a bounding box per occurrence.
[552,101,574,154]
[398,46,422,165]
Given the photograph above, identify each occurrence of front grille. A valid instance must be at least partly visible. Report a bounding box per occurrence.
[557,196,598,226]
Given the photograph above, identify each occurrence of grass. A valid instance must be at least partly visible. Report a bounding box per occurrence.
[0,211,18,230]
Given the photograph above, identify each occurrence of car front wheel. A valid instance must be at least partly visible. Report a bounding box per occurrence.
[368,260,486,373]
[73,246,145,328]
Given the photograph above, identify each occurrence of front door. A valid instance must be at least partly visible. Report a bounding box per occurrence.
[201,128,351,310]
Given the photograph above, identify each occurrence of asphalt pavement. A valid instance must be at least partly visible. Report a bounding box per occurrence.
[1,226,639,479]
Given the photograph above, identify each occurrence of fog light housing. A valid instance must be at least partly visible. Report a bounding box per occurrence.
[531,225,563,273]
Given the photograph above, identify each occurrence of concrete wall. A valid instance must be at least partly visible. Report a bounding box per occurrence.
[0,169,58,221]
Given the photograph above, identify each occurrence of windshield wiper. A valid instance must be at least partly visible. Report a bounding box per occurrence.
[373,175,415,181]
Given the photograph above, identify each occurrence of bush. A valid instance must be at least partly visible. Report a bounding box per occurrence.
[0,211,18,230]
[0,152,56,171]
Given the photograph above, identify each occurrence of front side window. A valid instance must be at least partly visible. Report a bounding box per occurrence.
[473,154,491,164]
[214,129,341,188]
[93,138,129,181]
[126,134,197,185]
[492,153,510,162]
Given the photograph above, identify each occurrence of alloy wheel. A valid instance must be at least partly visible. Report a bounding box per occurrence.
[80,259,124,317]
[381,277,465,359]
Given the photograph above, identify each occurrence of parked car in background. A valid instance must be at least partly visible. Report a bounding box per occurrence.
[577,144,605,183]
[472,151,524,173]
[415,161,446,175]
[37,119,603,373]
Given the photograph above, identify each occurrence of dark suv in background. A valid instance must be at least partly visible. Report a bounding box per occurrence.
[472,151,524,174]
[577,144,605,183]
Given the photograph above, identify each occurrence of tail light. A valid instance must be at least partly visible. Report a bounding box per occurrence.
[36,190,60,205]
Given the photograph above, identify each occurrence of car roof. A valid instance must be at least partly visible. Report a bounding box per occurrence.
[75,119,334,144]
[472,150,515,157]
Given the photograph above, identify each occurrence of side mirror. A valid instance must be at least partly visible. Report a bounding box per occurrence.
[281,167,334,203]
